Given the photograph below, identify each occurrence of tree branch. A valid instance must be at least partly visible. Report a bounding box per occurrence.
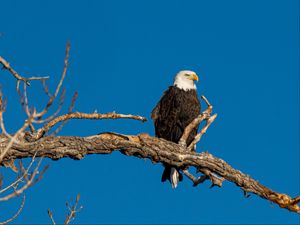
[64,194,83,225]
[29,112,147,141]
[187,113,217,151]
[179,95,213,147]
[0,158,47,202]
[48,194,82,225]
[0,132,299,214]
[0,195,26,225]
[0,56,49,87]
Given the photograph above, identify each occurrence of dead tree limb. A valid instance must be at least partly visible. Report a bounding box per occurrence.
[0,132,299,214]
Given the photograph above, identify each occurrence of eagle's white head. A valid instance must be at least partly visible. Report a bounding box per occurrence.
[173,70,198,91]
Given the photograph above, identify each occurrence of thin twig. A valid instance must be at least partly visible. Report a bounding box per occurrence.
[33,88,66,124]
[50,91,78,136]
[0,158,44,201]
[182,169,208,186]
[0,195,26,225]
[187,114,217,151]
[16,82,31,117]
[34,42,70,119]
[178,95,212,147]
[47,209,56,225]
[41,80,52,97]
[0,56,49,86]
[64,194,83,225]
[201,95,211,106]
[0,91,12,139]
[0,153,37,194]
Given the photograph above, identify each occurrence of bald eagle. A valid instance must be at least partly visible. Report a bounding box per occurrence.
[151,70,201,188]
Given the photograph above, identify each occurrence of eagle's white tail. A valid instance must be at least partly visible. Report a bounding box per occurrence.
[170,167,179,188]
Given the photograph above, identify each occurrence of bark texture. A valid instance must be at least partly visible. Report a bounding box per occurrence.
[1,132,299,214]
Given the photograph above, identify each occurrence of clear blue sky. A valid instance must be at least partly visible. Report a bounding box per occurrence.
[0,0,299,224]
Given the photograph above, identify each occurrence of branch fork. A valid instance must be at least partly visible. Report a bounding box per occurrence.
[0,56,49,87]
[178,95,221,188]
[178,95,216,149]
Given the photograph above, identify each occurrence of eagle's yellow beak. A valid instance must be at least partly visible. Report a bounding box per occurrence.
[190,73,199,82]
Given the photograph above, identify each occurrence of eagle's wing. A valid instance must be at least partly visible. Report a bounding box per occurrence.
[151,87,182,141]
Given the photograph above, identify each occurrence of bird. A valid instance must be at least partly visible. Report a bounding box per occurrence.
[151,70,201,188]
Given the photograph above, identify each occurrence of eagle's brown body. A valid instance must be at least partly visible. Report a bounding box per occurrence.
[151,85,201,183]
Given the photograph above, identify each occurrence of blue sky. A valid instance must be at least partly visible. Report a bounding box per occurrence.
[0,0,299,224]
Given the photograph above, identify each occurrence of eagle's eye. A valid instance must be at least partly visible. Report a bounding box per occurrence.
[184,74,190,77]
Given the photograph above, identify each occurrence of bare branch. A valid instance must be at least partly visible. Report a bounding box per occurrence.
[0,195,26,225]
[47,209,56,225]
[16,82,31,117]
[0,158,46,201]
[182,169,208,186]
[50,91,78,136]
[0,90,11,139]
[0,56,49,86]
[33,88,66,124]
[187,114,217,151]
[0,153,37,194]
[64,194,82,225]
[1,132,299,214]
[34,42,70,119]
[41,80,52,97]
[33,112,147,140]
[68,92,78,113]
[179,95,213,147]
[47,194,82,225]
[201,95,211,106]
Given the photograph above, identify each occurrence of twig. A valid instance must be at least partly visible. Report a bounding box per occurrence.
[0,158,45,201]
[201,95,211,106]
[179,95,213,147]
[47,209,56,225]
[198,168,225,188]
[0,91,11,139]
[41,80,52,97]
[64,194,83,225]
[0,56,49,86]
[16,82,31,117]
[182,169,208,186]
[68,92,78,113]
[33,88,66,124]
[187,114,217,151]
[50,91,78,136]
[33,42,70,119]
[0,195,26,225]
[0,152,37,194]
